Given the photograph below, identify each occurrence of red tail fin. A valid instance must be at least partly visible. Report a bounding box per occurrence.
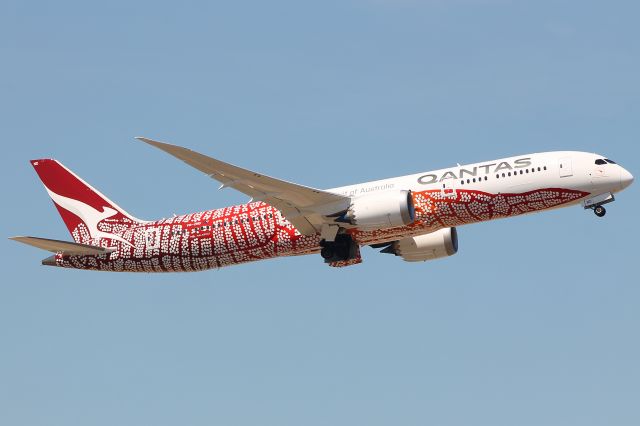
[31,159,143,244]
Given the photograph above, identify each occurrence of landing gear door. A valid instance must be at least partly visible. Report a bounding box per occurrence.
[441,179,456,198]
[559,157,573,177]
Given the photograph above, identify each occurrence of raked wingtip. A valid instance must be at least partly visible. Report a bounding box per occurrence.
[135,136,168,147]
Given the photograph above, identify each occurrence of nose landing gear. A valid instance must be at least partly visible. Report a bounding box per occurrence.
[583,192,615,219]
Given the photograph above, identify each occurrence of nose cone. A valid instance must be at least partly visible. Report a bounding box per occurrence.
[620,168,634,190]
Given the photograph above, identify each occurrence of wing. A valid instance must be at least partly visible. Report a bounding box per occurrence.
[137,137,350,235]
[9,236,116,255]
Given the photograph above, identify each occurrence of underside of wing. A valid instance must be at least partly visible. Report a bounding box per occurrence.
[137,137,350,235]
[9,236,116,255]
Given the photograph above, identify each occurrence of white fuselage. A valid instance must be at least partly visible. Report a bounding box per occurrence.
[330,151,630,211]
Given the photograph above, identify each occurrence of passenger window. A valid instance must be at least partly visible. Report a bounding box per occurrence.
[496,174,499,179]
[543,166,547,170]
[460,180,464,185]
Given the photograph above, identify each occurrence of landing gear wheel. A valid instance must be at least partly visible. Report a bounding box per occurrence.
[335,245,349,260]
[320,246,335,260]
[319,233,357,263]
[594,206,606,217]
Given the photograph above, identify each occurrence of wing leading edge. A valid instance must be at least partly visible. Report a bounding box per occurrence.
[137,137,350,235]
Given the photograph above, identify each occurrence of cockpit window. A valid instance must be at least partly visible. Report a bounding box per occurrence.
[605,159,617,164]
[595,159,607,165]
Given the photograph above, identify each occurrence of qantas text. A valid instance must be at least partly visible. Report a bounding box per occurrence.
[417,158,532,185]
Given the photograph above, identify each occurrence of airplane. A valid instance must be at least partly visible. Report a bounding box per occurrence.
[10,138,634,271]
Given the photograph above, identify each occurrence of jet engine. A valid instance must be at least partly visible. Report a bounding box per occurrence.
[381,227,458,262]
[343,190,415,230]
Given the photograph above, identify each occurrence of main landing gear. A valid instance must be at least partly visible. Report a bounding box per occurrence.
[320,233,358,263]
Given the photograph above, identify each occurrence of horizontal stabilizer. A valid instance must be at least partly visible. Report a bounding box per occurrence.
[9,236,116,255]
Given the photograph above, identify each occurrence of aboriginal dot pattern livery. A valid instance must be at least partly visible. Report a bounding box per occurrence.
[52,188,589,272]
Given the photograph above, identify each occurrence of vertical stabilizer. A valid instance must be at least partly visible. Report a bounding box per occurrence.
[30,159,143,245]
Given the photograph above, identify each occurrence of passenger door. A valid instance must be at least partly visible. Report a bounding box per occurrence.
[441,179,457,198]
[559,157,573,178]
[145,227,161,250]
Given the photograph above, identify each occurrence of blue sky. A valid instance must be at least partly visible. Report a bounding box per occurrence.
[1,1,639,425]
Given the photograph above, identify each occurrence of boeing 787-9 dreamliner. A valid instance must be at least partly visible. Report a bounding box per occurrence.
[10,138,634,271]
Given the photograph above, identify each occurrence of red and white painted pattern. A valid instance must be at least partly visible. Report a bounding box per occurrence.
[51,188,589,272]
[352,188,589,244]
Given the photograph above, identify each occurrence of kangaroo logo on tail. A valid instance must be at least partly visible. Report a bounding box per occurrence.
[29,158,144,249]
[45,187,135,248]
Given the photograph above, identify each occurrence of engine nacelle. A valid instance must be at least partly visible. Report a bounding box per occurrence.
[346,190,415,230]
[387,228,458,262]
